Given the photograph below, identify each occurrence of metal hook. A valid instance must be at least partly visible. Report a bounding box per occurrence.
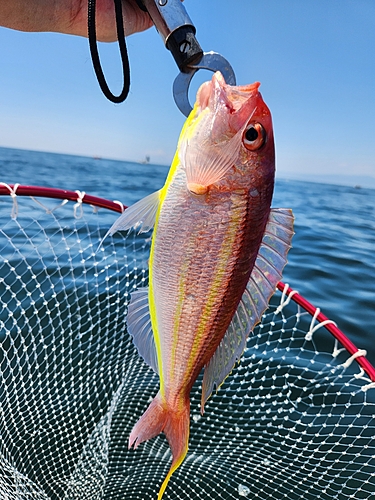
[173,52,236,116]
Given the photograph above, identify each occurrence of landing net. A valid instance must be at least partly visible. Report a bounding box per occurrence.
[0,183,374,500]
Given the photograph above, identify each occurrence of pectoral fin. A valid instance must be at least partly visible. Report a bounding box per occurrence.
[201,208,294,409]
[127,288,158,374]
[180,116,247,190]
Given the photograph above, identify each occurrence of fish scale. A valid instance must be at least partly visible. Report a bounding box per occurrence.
[154,184,247,391]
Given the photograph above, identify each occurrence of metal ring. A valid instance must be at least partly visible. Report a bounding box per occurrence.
[173,52,236,116]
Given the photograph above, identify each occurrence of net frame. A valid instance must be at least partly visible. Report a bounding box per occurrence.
[0,182,374,500]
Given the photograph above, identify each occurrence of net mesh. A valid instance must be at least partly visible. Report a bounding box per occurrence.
[0,191,374,500]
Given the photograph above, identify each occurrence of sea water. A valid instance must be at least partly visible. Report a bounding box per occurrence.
[0,145,374,364]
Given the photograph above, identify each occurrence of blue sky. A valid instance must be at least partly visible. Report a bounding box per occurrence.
[0,0,374,180]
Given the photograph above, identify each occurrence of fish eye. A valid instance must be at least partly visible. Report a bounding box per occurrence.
[243,123,266,151]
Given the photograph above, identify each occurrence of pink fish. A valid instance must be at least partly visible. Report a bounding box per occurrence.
[107,72,294,498]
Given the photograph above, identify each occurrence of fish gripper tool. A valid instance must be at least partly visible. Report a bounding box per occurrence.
[136,0,236,116]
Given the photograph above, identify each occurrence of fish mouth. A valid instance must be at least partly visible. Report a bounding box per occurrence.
[197,72,261,113]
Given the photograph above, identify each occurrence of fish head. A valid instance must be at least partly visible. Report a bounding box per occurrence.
[178,72,275,195]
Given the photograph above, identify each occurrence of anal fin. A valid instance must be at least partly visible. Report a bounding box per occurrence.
[201,208,294,409]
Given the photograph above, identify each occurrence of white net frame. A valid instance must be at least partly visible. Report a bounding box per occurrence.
[0,183,374,500]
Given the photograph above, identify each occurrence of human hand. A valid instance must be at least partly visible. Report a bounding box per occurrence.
[0,0,153,42]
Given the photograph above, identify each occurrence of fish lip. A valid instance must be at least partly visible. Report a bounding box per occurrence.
[196,72,230,112]
[196,80,213,111]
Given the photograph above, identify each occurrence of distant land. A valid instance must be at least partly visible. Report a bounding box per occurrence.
[277,172,375,190]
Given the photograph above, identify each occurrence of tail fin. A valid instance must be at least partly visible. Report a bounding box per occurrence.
[129,391,190,500]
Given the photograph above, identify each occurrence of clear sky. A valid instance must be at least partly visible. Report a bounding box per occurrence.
[0,0,374,180]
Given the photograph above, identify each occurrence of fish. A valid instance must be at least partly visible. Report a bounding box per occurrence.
[106,71,294,499]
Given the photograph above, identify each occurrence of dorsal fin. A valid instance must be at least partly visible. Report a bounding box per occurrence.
[201,208,294,409]
[127,288,158,374]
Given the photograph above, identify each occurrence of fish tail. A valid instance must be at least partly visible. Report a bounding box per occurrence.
[128,391,190,500]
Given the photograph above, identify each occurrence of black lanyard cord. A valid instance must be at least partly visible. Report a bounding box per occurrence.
[88,0,130,103]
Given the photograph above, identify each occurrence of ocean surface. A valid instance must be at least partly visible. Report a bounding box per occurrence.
[0,145,374,365]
